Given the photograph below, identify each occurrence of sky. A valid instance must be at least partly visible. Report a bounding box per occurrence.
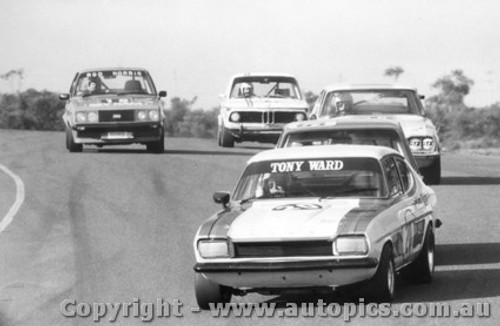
[1,0,499,109]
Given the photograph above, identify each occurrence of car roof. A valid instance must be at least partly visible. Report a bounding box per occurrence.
[230,72,297,79]
[248,144,402,164]
[322,83,418,93]
[285,116,404,132]
[78,67,149,73]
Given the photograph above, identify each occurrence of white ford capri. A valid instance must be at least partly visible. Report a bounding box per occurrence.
[193,145,440,309]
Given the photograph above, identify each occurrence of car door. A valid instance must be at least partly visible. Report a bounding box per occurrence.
[394,157,428,261]
[382,156,421,267]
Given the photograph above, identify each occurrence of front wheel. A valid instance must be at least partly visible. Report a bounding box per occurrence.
[421,157,441,185]
[401,227,435,283]
[220,126,234,148]
[146,130,165,153]
[66,126,83,152]
[368,244,395,302]
[194,274,232,310]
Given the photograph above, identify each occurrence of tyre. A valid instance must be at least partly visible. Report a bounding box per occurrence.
[368,244,395,302]
[146,130,165,153]
[66,126,83,152]
[194,274,232,310]
[421,157,441,185]
[401,227,435,284]
[220,126,234,148]
[217,127,223,146]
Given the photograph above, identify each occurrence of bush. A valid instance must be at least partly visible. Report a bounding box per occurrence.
[0,89,65,130]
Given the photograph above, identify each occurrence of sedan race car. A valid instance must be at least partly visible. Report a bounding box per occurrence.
[276,115,419,172]
[59,67,167,153]
[309,84,441,184]
[193,145,440,309]
[217,73,309,147]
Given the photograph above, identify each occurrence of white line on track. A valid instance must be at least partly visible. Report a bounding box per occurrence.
[0,164,25,233]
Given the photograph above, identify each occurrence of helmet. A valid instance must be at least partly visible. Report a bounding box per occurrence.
[240,83,253,97]
[332,92,353,115]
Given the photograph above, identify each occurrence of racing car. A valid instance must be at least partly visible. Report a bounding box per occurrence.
[59,67,167,153]
[276,115,419,172]
[193,145,440,308]
[308,84,441,184]
[217,73,309,147]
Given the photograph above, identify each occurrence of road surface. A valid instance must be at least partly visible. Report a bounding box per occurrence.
[0,130,499,325]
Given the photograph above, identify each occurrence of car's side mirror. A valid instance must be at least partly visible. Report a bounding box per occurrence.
[213,191,230,207]
[158,90,167,98]
[419,95,425,100]
[59,93,70,101]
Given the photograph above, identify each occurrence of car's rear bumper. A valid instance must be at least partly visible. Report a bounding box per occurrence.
[194,258,378,289]
[70,122,163,144]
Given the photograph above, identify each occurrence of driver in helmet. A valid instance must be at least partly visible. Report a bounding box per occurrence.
[329,92,353,116]
[81,76,103,96]
[239,83,254,98]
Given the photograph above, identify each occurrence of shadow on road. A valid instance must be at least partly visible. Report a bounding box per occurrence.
[440,176,500,185]
[165,149,257,156]
[436,243,500,266]
[76,148,258,156]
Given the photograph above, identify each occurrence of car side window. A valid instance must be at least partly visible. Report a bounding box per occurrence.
[383,157,403,197]
[310,91,325,118]
[394,158,413,192]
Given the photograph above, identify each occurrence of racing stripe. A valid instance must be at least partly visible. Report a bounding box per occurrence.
[336,199,389,234]
[207,205,247,238]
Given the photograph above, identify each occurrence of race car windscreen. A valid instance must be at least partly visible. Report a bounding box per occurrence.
[74,70,157,96]
[230,76,300,99]
[233,157,387,201]
[282,129,406,156]
[323,90,420,116]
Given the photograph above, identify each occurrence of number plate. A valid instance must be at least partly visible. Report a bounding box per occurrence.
[104,132,133,139]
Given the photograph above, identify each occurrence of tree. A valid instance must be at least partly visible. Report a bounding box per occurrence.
[430,69,474,110]
[0,69,24,93]
[304,91,318,111]
[384,66,404,81]
[425,69,474,138]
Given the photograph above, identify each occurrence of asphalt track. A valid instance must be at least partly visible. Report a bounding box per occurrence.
[0,129,499,325]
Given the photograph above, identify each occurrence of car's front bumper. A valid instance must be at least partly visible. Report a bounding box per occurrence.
[70,122,163,144]
[412,152,440,169]
[224,122,286,142]
[194,258,378,289]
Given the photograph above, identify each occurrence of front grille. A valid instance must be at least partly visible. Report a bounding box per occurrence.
[99,110,135,122]
[274,111,299,123]
[238,112,263,123]
[236,111,301,124]
[234,241,332,258]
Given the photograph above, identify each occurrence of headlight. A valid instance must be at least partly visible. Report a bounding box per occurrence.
[137,110,147,121]
[87,111,98,123]
[333,236,368,256]
[75,112,87,123]
[295,113,306,121]
[422,137,434,151]
[149,110,159,121]
[198,240,230,258]
[230,112,240,122]
[408,138,422,151]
